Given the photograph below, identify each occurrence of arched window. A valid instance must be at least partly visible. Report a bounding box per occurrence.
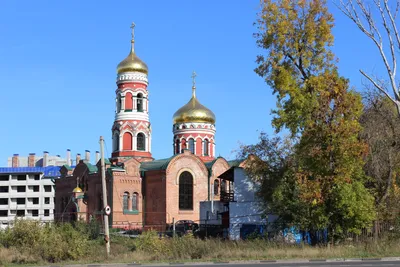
[123,192,129,211]
[214,179,219,196]
[116,95,121,113]
[113,133,119,152]
[132,192,139,211]
[125,92,133,111]
[179,171,193,210]
[181,139,187,153]
[188,138,195,154]
[175,139,180,154]
[123,132,133,150]
[204,139,209,156]
[137,93,143,112]
[137,133,145,151]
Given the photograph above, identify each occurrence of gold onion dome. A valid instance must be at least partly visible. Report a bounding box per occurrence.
[117,23,148,75]
[72,186,83,193]
[173,74,216,124]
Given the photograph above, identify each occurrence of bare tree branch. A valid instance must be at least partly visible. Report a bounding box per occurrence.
[375,0,397,83]
[384,0,400,48]
[360,70,396,103]
[337,0,400,117]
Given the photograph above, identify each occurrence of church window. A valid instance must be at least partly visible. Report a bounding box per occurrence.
[203,139,209,156]
[132,192,139,211]
[214,179,219,195]
[181,139,187,153]
[113,133,119,152]
[175,139,180,154]
[123,192,129,211]
[116,95,121,113]
[137,133,145,151]
[188,138,195,154]
[123,132,133,150]
[137,93,143,112]
[125,92,133,111]
[179,171,193,210]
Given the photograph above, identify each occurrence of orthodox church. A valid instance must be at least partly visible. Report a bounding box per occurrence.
[55,24,240,230]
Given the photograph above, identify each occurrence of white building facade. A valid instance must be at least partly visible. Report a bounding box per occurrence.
[200,166,277,240]
[0,167,61,229]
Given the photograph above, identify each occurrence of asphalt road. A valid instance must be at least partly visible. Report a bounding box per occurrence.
[96,260,400,267]
[167,262,400,267]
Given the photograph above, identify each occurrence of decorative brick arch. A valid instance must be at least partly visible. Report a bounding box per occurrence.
[176,168,197,186]
[210,157,230,175]
[166,153,208,179]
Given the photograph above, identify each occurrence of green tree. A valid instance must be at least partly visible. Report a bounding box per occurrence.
[249,0,375,242]
[254,0,335,135]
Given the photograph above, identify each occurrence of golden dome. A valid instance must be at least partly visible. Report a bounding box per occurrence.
[116,23,148,75]
[72,187,83,193]
[116,47,148,74]
[173,86,216,124]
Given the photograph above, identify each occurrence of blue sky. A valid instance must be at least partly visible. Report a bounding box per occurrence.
[0,0,385,165]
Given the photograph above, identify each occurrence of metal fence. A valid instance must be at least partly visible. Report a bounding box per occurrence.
[3,210,399,243]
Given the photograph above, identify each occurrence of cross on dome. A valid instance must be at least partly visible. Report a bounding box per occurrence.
[191,71,197,97]
[130,22,136,43]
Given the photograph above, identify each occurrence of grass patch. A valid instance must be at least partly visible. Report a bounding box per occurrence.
[1,220,400,266]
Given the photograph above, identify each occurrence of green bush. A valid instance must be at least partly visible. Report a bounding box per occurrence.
[0,219,90,263]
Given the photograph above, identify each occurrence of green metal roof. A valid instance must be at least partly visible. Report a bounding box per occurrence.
[140,156,175,171]
[204,157,219,171]
[63,164,73,171]
[227,159,245,168]
[109,165,124,171]
[85,163,98,174]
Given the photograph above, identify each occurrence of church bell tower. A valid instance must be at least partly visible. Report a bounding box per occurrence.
[111,23,153,162]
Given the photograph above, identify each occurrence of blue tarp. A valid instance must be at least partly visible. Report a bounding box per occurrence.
[0,166,61,178]
[240,224,329,244]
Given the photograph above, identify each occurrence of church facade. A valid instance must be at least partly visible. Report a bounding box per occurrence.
[54,24,237,230]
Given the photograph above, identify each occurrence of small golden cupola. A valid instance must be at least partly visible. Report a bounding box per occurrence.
[116,22,148,75]
[172,72,216,161]
[173,72,216,124]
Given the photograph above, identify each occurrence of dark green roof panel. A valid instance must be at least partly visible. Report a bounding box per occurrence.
[227,159,245,168]
[85,163,98,174]
[140,156,175,171]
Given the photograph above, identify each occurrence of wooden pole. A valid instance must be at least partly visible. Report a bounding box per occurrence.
[100,136,110,256]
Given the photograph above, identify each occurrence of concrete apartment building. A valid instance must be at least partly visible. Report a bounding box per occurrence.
[0,151,96,228]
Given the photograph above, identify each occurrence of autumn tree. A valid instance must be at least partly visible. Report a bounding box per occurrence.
[247,0,375,241]
[360,91,400,220]
[338,0,400,117]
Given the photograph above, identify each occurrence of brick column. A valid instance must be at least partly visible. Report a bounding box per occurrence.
[12,154,19,167]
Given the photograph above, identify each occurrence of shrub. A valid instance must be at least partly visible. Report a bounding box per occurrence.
[0,219,90,263]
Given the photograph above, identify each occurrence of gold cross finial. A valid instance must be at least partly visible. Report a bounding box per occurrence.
[191,71,197,97]
[191,71,197,87]
[130,22,136,52]
[130,22,136,42]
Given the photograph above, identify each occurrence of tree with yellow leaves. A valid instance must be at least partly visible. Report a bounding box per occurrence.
[245,0,376,243]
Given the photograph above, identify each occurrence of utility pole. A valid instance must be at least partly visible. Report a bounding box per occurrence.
[172,217,175,238]
[100,136,110,256]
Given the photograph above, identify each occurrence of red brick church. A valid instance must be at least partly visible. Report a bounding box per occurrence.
[55,23,237,230]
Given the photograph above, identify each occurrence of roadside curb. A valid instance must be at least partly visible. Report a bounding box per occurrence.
[53,257,400,267]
